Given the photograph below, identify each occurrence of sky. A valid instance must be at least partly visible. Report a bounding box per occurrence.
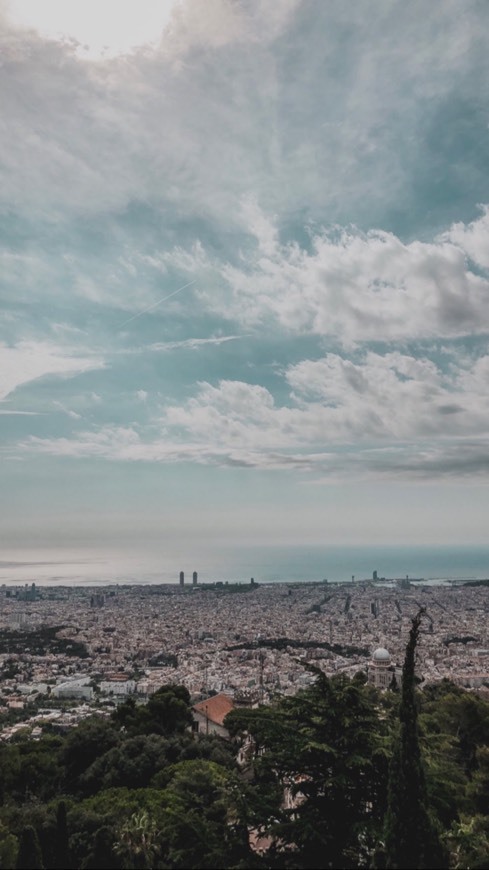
[2,0,489,563]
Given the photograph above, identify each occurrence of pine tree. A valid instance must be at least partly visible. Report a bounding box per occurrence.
[384,609,445,869]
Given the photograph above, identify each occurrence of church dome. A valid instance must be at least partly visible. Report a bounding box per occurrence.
[372,647,391,663]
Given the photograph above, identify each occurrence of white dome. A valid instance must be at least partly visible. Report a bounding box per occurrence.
[372,647,391,662]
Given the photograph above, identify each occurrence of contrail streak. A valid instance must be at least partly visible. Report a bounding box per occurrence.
[118,280,196,328]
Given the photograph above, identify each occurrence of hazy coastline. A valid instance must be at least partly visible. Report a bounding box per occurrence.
[1,544,489,587]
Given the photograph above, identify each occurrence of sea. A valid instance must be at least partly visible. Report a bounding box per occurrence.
[1,544,489,587]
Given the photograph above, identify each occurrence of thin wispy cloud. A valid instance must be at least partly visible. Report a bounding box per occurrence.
[147,335,249,352]
[0,341,105,402]
[0,410,41,416]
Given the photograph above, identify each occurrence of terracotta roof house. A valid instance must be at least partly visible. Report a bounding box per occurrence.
[192,692,235,738]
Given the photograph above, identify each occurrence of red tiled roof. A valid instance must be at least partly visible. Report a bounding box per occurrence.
[192,692,234,726]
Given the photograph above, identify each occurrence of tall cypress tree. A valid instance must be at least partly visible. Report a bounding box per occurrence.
[384,609,445,869]
[16,826,44,870]
[53,801,70,870]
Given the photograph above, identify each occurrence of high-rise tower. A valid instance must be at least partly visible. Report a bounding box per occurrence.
[179,571,184,586]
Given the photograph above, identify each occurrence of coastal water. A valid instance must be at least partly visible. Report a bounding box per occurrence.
[1,544,489,586]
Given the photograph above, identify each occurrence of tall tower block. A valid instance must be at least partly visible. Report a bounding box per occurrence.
[179,571,184,586]
[192,571,198,586]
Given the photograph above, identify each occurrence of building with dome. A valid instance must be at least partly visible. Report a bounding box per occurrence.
[368,646,401,690]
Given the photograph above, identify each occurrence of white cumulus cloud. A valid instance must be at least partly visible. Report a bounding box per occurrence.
[199,206,489,342]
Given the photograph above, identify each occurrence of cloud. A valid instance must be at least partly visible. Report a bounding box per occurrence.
[2,0,489,345]
[18,347,489,480]
[0,0,299,227]
[175,204,489,342]
[20,425,489,484]
[0,409,40,415]
[20,426,228,464]
[161,349,489,446]
[52,400,82,420]
[147,335,247,352]
[308,441,489,483]
[0,341,104,402]
[2,0,488,235]
[162,0,258,59]
[443,205,489,270]
[3,0,489,504]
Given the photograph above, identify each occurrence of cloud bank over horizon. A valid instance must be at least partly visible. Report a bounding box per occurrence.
[2,0,489,547]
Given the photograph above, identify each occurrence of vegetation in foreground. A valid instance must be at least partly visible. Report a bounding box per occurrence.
[1,616,489,867]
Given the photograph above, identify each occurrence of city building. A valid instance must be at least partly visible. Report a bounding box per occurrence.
[367,647,401,690]
[192,692,235,738]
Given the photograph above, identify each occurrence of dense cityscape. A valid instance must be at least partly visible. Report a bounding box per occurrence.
[2,574,489,741]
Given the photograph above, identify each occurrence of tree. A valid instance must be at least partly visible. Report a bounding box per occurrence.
[62,718,120,792]
[68,786,168,868]
[114,810,159,870]
[0,821,18,870]
[82,825,118,870]
[111,684,192,738]
[384,610,446,869]
[227,669,387,868]
[79,734,171,795]
[53,801,70,870]
[143,684,193,736]
[16,826,43,870]
[444,814,489,870]
[158,759,252,869]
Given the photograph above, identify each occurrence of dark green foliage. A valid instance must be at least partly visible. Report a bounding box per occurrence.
[0,743,21,805]
[227,669,387,868]
[54,801,70,870]
[148,651,178,667]
[0,735,63,805]
[174,732,236,769]
[79,734,172,794]
[0,802,57,868]
[0,821,18,869]
[445,814,489,868]
[114,810,160,869]
[384,611,445,869]
[418,680,489,830]
[225,636,369,657]
[68,790,164,869]
[79,731,234,795]
[111,684,192,737]
[144,683,193,735]
[16,826,43,870]
[2,672,489,868]
[82,825,118,870]
[108,696,140,733]
[0,627,88,658]
[157,759,252,869]
[62,717,120,792]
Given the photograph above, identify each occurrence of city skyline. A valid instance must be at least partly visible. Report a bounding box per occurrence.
[2,0,489,560]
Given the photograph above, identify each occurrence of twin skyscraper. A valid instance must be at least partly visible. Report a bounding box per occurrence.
[179,571,198,586]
